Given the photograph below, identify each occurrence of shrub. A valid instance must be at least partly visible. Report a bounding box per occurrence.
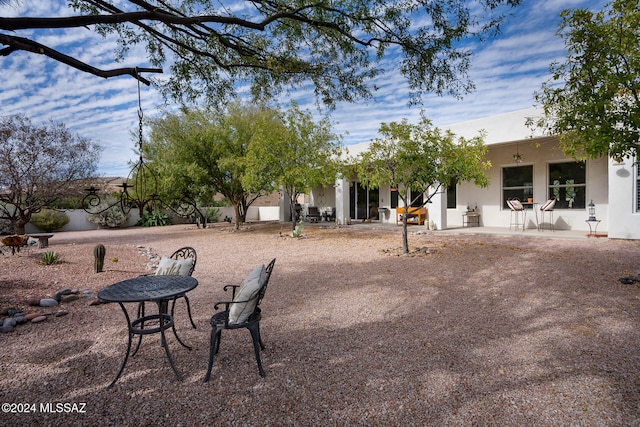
[30,209,70,232]
[85,197,129,228]
[40,251,61,265]
[207,207,220,223]
[137,211,172,227]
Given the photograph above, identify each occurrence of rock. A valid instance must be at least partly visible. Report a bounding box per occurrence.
[0,307,18,315]
[27,298,41,306]
[31,316,47,323]
[54,310,69,317]
[53,288,75,302]
[13,316,27,324]
[60,294,80,304]
[3,318,17,327]
[0,325,14,333]
[39,298,59,307]
[25,313,43,321]
[89,299,109,306]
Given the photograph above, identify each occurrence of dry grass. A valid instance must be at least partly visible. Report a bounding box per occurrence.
[1,222,639,426]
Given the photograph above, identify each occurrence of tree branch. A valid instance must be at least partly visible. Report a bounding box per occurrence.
[0,34,161,84]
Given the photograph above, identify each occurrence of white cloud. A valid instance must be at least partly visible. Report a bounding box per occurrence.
[1,0,610,175]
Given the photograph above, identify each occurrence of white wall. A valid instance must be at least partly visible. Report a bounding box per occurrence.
[608,158,640,239]
[453,138,608,232]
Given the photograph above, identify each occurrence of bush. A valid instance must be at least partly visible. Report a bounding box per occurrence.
[85,197,129,228]
[40,251,61,265]
[137,211,172,227]
[49,197,83,209]
[30,209,70,232]
[207,207,220,223]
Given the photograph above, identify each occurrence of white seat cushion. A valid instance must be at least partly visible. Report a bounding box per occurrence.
[155,256,195,276]
[228,264,267,325]
[509,199,523,210]
[540,199,556,211]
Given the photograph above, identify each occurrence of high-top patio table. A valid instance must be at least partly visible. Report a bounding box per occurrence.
[98,275,198,388]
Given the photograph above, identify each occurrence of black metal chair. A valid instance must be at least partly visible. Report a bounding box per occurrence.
[204,258,276,382]
[138,247,197,329]
[306,206,322,222]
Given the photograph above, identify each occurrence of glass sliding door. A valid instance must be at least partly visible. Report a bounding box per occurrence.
[349,181,380,220]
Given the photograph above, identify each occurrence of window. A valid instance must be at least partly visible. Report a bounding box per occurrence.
[502,165,533,209]
[410,191,424,207]
[548,161,586,209]
[390,186,398,209]
[446,182,457,209]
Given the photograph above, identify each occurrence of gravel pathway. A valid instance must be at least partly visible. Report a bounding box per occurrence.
[1,222,639,426]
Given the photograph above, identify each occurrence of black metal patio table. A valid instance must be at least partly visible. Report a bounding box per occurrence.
[98,275,198,388]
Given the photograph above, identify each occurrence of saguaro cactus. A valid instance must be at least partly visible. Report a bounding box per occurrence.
[94,243,106,273]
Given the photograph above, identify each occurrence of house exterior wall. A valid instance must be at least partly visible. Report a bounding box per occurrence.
[309,185,337,216]
[451,137,609,232]
[608,157,640,239]
[310,108,640,239]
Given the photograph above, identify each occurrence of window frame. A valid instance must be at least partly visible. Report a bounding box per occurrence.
[547,161,586,210]
[502,165,534,209]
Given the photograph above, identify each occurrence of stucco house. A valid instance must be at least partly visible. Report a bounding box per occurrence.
[297,107,640,240]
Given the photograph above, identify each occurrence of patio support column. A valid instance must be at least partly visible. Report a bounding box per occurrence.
[279,188,290,223]
[429,186,447,230]
[334,177,349,225]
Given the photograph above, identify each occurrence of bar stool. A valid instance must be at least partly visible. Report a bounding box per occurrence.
[507,198,526,231]
[539,198,556,231]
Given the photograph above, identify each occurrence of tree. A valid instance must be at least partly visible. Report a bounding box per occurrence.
[1,1,521,107]
[530,0,640,160]
[146,104,281,230]
[0,114,101,234]
[243,103,342,230]
[358,118,490,254]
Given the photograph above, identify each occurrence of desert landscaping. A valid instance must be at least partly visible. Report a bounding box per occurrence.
[1,222,639,426]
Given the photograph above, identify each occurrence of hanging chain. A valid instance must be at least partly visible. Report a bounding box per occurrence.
[136,68,144,158]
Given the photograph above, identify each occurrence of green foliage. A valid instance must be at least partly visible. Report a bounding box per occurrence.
[206,207,220,223]
[48,197,83,210]
[40,251,61,265]
[147,103,292,230]
[85,196,129,228]
[242,102,343,230]
[531,0,640,160]
[60,1,520,110]
[358,117,490,253]
[29,209,70,232]
[137,211,172,227]
[290,223,305,238]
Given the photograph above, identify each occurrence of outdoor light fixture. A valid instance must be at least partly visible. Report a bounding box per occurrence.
[588,200,596,221]
[83,69,202,223]
[513,141,523,164]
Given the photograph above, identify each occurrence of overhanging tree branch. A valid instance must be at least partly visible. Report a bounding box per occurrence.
[0,34,161,84]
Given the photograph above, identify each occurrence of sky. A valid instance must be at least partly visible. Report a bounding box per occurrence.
[0,0,609,177]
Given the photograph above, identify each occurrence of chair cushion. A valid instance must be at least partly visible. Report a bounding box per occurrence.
[540,199,556,211]
[228,264,266,325]
[155,256,195,276]
[508,199,523,210]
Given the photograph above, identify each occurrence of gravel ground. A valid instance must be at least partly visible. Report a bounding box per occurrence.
[1,222,639,426]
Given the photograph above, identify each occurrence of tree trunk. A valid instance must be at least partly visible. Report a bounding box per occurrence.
[402,213,409,254]
[12,217,28,235]
[289,197,299,231]
[233,203,241,230]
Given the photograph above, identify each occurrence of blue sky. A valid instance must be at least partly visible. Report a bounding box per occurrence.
[1,0,608,176]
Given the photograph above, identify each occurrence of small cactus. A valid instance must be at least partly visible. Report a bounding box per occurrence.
[94,243,106,273]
